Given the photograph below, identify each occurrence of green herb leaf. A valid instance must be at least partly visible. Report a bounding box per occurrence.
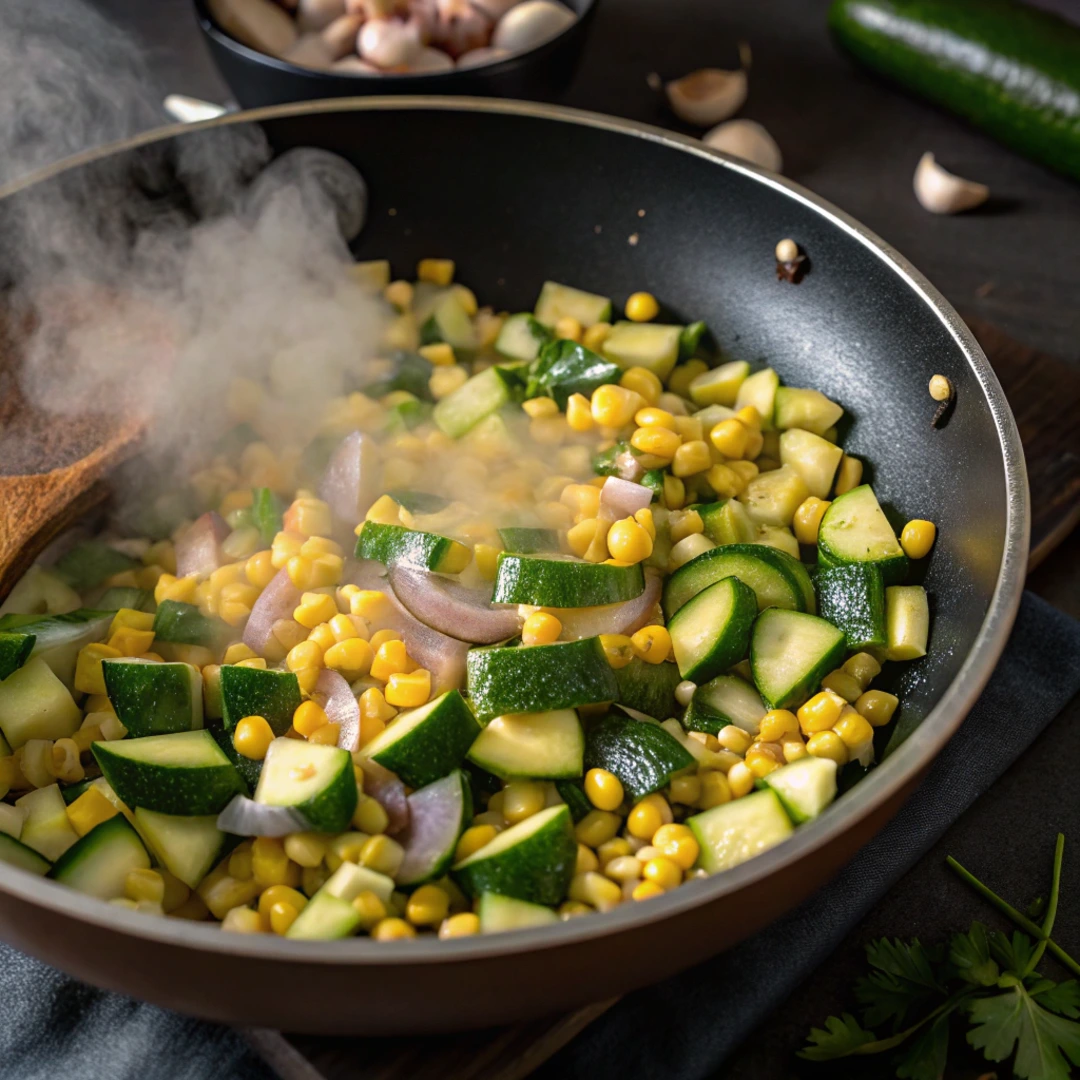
[949,922,1000,987]
[526,339,621,409]
[990,929,1036,976]
[799,1012,878,1061]
[1034,980,1080,1019]
[967,984,1080,1080]
[895,1011,950,1080]
[855,938,945,1028]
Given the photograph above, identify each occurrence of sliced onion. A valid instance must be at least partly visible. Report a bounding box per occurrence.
[314,668,361,752]
[600,477,653,520]
[320,430,380,529]
[387,565,520,645]
[615,446,645,482]
[556,570,663,640]
[357,757,409,835]
[242,567,303,654]
[217,794,307,837]
[396,772,469,886]
[175,511,230,579]
[351,560,471,693]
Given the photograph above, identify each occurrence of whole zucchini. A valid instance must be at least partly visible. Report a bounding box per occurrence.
[829,0,1080,181]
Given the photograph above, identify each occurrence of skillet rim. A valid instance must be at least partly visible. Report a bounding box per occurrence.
[0,96,1030,966]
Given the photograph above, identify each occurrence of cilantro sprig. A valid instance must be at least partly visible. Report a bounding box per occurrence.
[801,834,1080,1079]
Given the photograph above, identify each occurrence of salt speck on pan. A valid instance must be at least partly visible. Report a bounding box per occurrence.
[628,233,640,246]
[637,209,646,218]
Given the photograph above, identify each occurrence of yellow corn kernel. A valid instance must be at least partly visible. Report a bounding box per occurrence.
[843,651,882,689]
[758,709,800,742]
[630,625,671,665]
[834,710,875,753]
[901,519,936,560]
[651,823,699,870]
[856,689,899,727]
[66,786,119,837]
[329,613,368,644]
[257,884,308,923]
[234,657,267,671]
[697,770,732,809]
[351,795,388,836]
[575,809,622,848]
[439,911,480,938]
[124,867,165,906]
[595,838,631,867]
[418,342,456,367]
[634,407,678,431]
[153,573,198,606]
[290,553,343,590]
[669,509,704,545]
[607,516,654,564]
[342,588,394,626]
[385,669,431,707]
[168,892,211,921]
[565,518,601,559]
[241,550,274,590]
[835,454,863,495]
[782,735,808,763]
[502,780,547,825]
[384,279,413,310]
[591,384,644,428]
[671,414,702,441]
[709,418,750,459]
[584,768,624,812]
[626,799,663,840]
[563,392,595,432]
[568,870,622,912]
[806,730,849,765]
[632,880,665,901]
[71,724,103,754]
[614,370,660,411]
[293,700,330,738]
[665,360,707,399]
[371,916,416,941]
[561,483,601,522]
[576,844,600,873]
[603,855,643,884]
[455,825,497,863]
[625,291,659,322]
[307,623,337,652]
[286,640,324,673]
[793,497,831,545]
[359,834,405,877]
[797,690,847,734]
[283,833,328,869]
[220,906,263,933]
[633,507,656,541]
[351,889,388,930]
[287,499,333,541]
[233,716,275,761]
[406,884,450,927]
[745,744,782,778]
[329,832,369,866]
[222,643,257,665]
[583,321,612,353]
[74,643,123,695]
[144,540,177,574]
[359,687,396,742]
[371,639,412,682]
[523,396,560,419]
[266,901,298,935]
[200,875,261,921]
[324,637,375,678]
[630,426,681,460]
[308,722,341,747]
[299,536,343,560]
[252,837,299,888]
[669,773,701,806]
[522,612,562,646]
[417,258,454,285]
[821,669,863,703]
[598,633,634,670]
[642,855,682,890]
[49,739,84,784]
[529,414,570,446]
[109,608,155,636]
[552,314,583,342]
[472,543,500,582]
[429,364,469,400]
[270,530,305,570]
[726,760,755,798]
[662,474,686,510]
[730,405,759,432]
[670,439,710,477]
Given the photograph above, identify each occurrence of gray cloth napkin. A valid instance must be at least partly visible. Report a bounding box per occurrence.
[0,591,1077,1080]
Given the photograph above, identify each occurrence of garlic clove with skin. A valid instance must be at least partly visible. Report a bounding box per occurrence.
[322,13,365,57]
[431,0,492,58]
[913,152,989,214]
[456,44,510,67]
[358,15,424,66]
[407,45,456,71]
[470,0,521,18]
[666,68,748,127]
[296,0,347,33]
[280,31,336,67]
[492,0,575,54]
[702,119,782,173]
[209,0,298,55]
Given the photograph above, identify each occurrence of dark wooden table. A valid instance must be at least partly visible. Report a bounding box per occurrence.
[62,0,1080,1073]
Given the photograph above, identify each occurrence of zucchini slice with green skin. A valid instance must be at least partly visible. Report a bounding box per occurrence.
[534,281,612,329]
[684,674,767,737]
[133,808,227,889]
[95,587,154,612]
[492,553,645,608]
[49,815,150,900]
[601,322,683,381]
[478,892,558,934]
[0,632,34,681]
[817,485,909,586]
[395,769,473,887]
[287,861,395,940]
[526,339,622,410]
[662,543,813,619]
[829,0,1080,183]
[613,658,682,721]
[466,638,618,722]
[386,490,449,514]
[495,312,553,362]
[54,541,140,591]
[583,712,696,800]
[421,291,478,351]
[698,499,756,546]
[452,803,576,905]
[219,664,301,736]
[254,737,358,834]
[750,609,847,710]
[208,720,262,791]
[689,360,749,407]
[688,788,794,874]
[432,365,520,439]
[497,527,560,555]
[815,564,887,651]
[669,575,757,683]
[355,522,472,574]
[0,832,51,876]
[886,585,930,661]
[554,779,592,823]
[102,659,204,738]
[361,689,481,789]
[0,609,113,691]
[778,429,844,500]
[92,730,246,816]
[467,709,584,780]
[15,785,78,861]
[0,656,82,750]
[764,756,838,825]
[152,601,230,651]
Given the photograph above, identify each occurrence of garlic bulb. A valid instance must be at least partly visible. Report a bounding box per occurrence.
[702,119,782,173]
[666,69,748,127]
[913,152,989,214]
[492,0,574,53]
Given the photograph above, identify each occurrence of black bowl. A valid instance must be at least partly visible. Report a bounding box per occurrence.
[193,0,598,108]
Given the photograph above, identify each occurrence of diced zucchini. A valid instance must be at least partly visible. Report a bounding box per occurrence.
[0,657,81,750]
[355,522,471,575]
[583,712,695,800]
[493,553,645,608]
[0,632,35,681]
[102,659,204,738]
[396,770,473,887]
[467,709,584,780]
[817,485,909,585]
[95,587,154,613]
[688,360,750,407]
[254,737,357,834]
[0,565,81,618]
[362,349,434,402]
[698,499,756,546]
[287,861,395,939]
[613,658,682,720]
[684,674,766,736]
[386,490,448,514]
[886,585,930,661]
[764,756,838,824]
[133,808,227,889]
[152,601,230,651]
[734,368,780,428]
[601,322,682,381]
[219,664,301,736]
[815,564,887,651]
[740,465,811,527]
[15,784,79,861]
[534,281,612,329]
[750,608,846,710]
[495,312,553,362]
[554,779,592,823]
[0,609,113,690]
[754,525,801,559]
[478,892,557,934]
[779,429,844,500]
[421,291,477,351]
[452,803,576,905]
[678,320,708,361]
[432,366,519,438]
[688,788,794,873]
[669,576,757,683]
[54,541,139,591]
[0,833,51,876]
[773,387,844,435]
[49,815,150,900]
[362,690,481,789]
[497,527,560,555]
[525,339,621,409]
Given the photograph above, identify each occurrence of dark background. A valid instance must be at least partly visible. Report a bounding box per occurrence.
[75,0,1080,1074]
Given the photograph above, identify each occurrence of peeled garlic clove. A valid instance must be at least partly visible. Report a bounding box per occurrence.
[297,0,347,32]
[913,152,989,214]
[703,119,782,173]
[332,54,381,72]
[358,16,423,66]
[470,0,521,17]
[456,44,510,67]
[407,45,456,71]
[492,0,575,54]
[666,68,748,127]
[209,0,298,55]
[322,12,365,57]
[281,31,336,67]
